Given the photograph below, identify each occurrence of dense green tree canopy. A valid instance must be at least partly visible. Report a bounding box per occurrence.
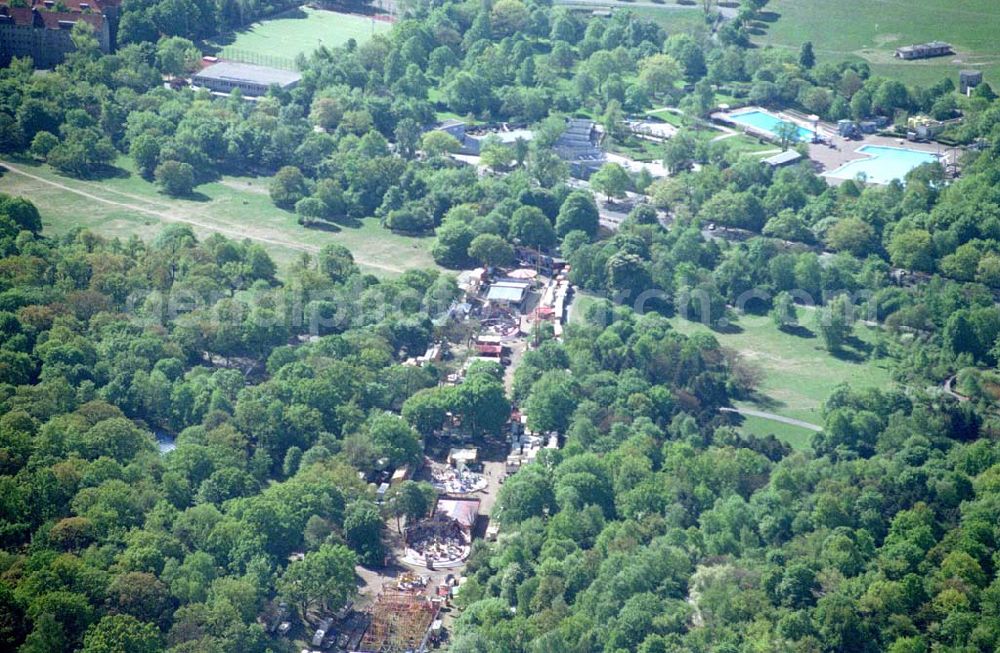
[2,2,1000,652]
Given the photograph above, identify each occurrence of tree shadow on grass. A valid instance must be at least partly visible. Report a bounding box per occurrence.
[829,347,866,363]
[779,324,816,339]
[1,159,129,183]
[329,215,364,229]
[278,6,307,19]
[83,164,131,181]
[713,321,744,335]
[845,334,871,353]
[748,392,788,412]
[303,220,342,233]
[387,229,436,240]
[161,190,211,202]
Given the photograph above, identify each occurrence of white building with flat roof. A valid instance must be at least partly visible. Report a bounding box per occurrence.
[486,281,530,309]
[191,61,301,97]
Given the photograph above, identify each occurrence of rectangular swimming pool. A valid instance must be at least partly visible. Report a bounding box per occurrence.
[823,145,939,185]
[729,110,815,141]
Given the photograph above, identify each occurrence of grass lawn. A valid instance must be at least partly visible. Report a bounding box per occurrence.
[607,137,665,163]
[668,307,893,449]
[718,135,782,157]
[570,294,891,450]
[645,108,686,127]
[735,414,816,452]
[714,92,743,107]
[753,0,1000,87]
[209,7,390,64]
[568,291,601,325]
[568,296,884,450]
[0,158,436,277]
[628,6,712,36]
[428,88,487,125]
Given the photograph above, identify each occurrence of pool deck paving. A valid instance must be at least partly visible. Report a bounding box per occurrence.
[714,106,827,142]
[713,107,954,184]
[805,134,951,184]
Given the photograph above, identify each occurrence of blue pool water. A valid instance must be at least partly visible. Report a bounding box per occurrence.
[729,110,814,141]
[824,145,939,185]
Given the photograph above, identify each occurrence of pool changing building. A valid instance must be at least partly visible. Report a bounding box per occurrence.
[191,61,301,97]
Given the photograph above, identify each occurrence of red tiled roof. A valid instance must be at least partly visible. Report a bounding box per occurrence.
[0,6,34,26]
[50,0,114,12]
[1,6,34,24]
[0,0,115,16]
[36,9,103,28]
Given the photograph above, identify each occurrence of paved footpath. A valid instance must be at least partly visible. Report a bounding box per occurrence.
[720,406,823,432]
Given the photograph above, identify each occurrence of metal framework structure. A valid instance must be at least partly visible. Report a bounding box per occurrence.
[359,583,440,653]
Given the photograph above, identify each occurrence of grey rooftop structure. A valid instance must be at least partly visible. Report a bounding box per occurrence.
[555,118,605,178]
[762,150,803,168]
[191,61,302,97]
[895,41,952,60]
[458,126,533,155]
[960,70,983,94]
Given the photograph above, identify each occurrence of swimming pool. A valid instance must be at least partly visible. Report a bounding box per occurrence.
[823,145,939,185]
[729,110,815,141]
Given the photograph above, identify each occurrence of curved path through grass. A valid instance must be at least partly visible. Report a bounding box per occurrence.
[720,406,822,432]
[0,160,411,275]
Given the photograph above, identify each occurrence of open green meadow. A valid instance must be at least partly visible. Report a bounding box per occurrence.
[645,108,685,127]
[555,5,710,41]
[668,307,892,448]
[0,158,435,277]
[569,294,892,450]
[714,134,780,158]
[754,0,1000,87]
[210,7,390,64]
[620,6,710,37]
[735,414,816,452]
